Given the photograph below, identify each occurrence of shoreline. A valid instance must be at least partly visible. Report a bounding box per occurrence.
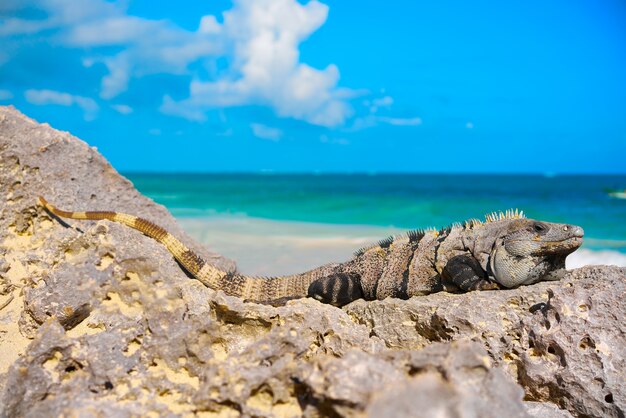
[178,214,626,276]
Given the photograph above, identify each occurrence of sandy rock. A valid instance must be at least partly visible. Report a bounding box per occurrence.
[0,106,385,416]
[0,106,623,417]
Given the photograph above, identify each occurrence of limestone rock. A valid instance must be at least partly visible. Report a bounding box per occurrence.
[345,265,625,417]
[301,342,529,418]
[0,106,623,417]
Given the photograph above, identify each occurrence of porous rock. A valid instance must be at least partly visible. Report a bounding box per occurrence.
[300,342,529,417]
[0,106,623,417]
[346,265,625,417]
[0,106,383,417]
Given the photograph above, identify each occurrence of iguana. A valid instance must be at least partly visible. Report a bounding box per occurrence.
[39,197,584,307]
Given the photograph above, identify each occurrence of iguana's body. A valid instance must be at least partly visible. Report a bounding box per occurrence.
[39,198,584,307]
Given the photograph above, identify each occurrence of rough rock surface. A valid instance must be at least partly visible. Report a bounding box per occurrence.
[346,266,625,417]
[0,106,624,417]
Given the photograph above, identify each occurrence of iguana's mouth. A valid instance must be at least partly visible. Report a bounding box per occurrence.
[560,236,583,246]
[509,237,583,245]
[534,237,583,255]
[546,237,583,245]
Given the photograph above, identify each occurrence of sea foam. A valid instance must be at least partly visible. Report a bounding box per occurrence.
[566,249,626,269]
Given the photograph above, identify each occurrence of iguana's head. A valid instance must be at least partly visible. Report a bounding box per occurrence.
[489,218,584,288]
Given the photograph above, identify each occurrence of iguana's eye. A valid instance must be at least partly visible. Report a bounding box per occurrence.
[533,222,547,234]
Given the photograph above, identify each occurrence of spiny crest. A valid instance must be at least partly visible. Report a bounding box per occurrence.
[407,228,427,242]
[378,236,394,249]
[354,242,379,257]
[354,209,526,257]
[354,234,399,256]
[484,209,525,223]
[463,218,483,229]
[354,228,432,257]
[438,225,453,236]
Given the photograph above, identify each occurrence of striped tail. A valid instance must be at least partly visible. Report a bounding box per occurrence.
[38,196,230,290]
[38,197,346,305]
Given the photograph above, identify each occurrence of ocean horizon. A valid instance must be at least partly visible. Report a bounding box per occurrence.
[124,173,626,275]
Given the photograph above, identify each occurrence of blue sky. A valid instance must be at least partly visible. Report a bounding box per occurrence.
[1,0,625,173]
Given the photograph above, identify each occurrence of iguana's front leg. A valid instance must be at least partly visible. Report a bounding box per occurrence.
[442,254,499,291]
[307,272,364,306]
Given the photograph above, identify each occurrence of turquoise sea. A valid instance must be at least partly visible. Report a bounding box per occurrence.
[125,174,626,274]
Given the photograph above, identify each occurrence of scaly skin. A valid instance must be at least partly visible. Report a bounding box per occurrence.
[39,198,584,306]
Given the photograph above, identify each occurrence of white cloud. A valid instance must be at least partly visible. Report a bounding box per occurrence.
[373,96,393,107]
[368,95,393,113]
[377,116,422,126]
[350,115,422,131]
[5,0,383,129]
[111,104,133,114]
[100,54,131,99]
[0,0,121,37]
[162,0,353,127]
[4,0,222,99]
[25,89,99,120]
[199,15,221,34]
[251,123,283,141]
[66,16,162,46]
[159,95,207,122]
[0,18,53,37]
[350,94,421,130]
[26,89,72,106]
[86,20,220,98]
[0,89,14,100]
